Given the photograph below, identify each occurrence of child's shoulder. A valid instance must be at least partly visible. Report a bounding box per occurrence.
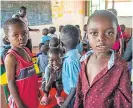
[115,54,128,67]
[5,53,17,65]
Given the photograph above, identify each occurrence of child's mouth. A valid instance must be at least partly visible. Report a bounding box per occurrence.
[97,45,106,48]
[20,42,26,46]
[96,45,107,50]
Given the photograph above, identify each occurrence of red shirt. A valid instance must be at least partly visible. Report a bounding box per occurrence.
[74,51,132,108]
[7,48,39,108]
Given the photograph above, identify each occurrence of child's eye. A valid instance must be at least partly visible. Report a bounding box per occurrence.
[14,34,19,37]
[105,31,114,36]
[90,32,98,36]
[49,59,52,62]
[23,32,27,36]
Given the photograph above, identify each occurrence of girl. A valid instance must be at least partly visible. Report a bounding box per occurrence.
[74,10,131,108]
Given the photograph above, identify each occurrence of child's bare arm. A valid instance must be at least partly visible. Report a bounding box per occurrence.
[45,67,56,92]
[29,27,40,32]
[61,60,80,108]
[5,54,27,108]
[61,88,76,108]
[45,76,55,92]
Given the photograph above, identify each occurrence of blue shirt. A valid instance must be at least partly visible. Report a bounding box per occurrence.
[41,35,51,43]
[62,49,81,94]
[76,42,83,54]
[37,53,48,73]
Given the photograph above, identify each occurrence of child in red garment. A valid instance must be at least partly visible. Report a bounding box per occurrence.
[4,18,39,108]
[74,10,132,108]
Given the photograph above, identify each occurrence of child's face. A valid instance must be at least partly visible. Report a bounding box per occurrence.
[48,53,62,67]
[41,45,49,53]
[19,9,27,17]
[7,23,28,48]
[87,16,117,53]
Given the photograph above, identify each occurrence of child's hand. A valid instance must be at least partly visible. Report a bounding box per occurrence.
[53,61,61,71]
[48,61,53,68]
[53,65,60,72]
[49,71,56,81]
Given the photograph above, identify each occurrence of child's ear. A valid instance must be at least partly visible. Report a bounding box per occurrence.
[5,36,10,42]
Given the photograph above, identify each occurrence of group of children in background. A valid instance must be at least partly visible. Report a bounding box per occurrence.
[1,9,132,108]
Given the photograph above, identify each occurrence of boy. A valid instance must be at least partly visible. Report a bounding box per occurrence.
[12,6,40,52]
[4,18,39,108]
[60,25,81,108]
[41,28,51,44]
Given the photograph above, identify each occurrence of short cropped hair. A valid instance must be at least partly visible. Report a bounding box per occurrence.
[87,10,118,26]
[60,25,80,49]
[48,47,62,57]
[87,10,119,38]
[20,6,27,11]
[107,9,117,16]
[49,27,56,34]
[3,18,26,37]
[42,28,48,35]
[49,37,59,48]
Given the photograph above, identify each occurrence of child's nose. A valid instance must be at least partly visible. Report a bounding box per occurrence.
[53,61,56,65]
[98,33,106,42]
[19,34,25,40]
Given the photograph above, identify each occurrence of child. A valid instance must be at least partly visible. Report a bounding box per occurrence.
[76,40,83,55]
[82,39,90,55]
[37,44,49,77]
[49,37,60,48]
[74,10,131,108]
[60,25,81,108]
[41,28,51,44]
[48,27,57,38]
[59,25,64,33]
[40,47,64,106]
[3,18,39,108]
